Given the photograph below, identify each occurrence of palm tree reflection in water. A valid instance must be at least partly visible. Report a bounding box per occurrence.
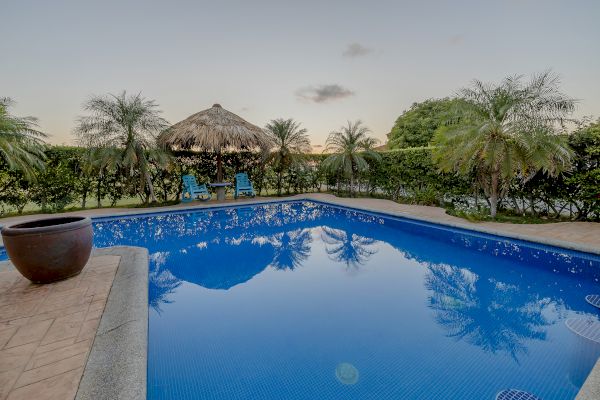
[425,263,557,361]
[320,226,378,271]
[268,228,312,271]
[149,252,181,314]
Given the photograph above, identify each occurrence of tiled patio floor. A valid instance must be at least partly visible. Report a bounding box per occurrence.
[0,255,120,400]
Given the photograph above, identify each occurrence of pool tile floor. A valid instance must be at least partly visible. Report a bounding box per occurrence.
[0,255,120,400]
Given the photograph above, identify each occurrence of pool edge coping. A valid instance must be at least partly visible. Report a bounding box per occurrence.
[71,194,599,256]
[94,194,600,256]
[1,194,598,256]
[76,246,148,400]
[302,196,600,256]
[577,357,600,400]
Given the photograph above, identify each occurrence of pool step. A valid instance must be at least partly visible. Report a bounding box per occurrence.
[495,389,542,400]
[585,294,600,309]
[565,318,600,344]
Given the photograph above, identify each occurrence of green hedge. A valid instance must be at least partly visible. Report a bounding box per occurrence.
[0,143,598,221]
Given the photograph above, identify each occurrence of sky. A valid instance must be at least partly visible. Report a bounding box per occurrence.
[2,0,599,148]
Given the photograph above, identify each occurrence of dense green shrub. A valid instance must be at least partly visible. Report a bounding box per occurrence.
[0,138,597,221]
[29,147,79,212]
[0,168,29,214]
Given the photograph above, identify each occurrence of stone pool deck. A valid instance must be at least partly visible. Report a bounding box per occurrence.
[0,194,598,399]
[0,247,147,400]
[0,254,120,400]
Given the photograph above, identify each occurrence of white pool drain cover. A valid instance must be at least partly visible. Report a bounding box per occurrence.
[565,318,600,344]
[496,389,542,400]
[585,294,600,309]
[335,362,359,385]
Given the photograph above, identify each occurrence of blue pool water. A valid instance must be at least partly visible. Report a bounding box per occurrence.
[90,201,600,399]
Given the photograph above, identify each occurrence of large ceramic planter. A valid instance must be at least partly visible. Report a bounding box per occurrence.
[1,216,93,283]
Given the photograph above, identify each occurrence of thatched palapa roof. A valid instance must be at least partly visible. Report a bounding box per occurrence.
[160,104,270,151]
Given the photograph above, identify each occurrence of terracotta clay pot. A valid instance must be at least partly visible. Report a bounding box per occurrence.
[1,216,93,283]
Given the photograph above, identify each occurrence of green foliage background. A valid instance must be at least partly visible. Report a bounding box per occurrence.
[0,121,598,221]
[387,98,459,149]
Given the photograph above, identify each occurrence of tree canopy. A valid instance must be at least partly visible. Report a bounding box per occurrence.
[265,118,311,196]
[432,72,575,217]
[0,97,47,178]
[323,120,380,196]
[388,98,459,149]
[74,91,170,203]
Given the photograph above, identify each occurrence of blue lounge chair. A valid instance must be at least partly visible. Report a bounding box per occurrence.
[234,172,256,199]
[181,174,211,202]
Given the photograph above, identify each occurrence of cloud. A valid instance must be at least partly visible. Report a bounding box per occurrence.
[296,84,355,103]
[447,35,464,45]
[342,42,373,58]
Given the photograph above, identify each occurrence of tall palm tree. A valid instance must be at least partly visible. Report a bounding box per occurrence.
[0,97,46,178]
[75,91,170,203]
[265,118,311,196]
[323,120,381,197]
[432,72,575,217]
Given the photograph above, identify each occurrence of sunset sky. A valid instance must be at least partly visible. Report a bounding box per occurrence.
[2,0,599,147]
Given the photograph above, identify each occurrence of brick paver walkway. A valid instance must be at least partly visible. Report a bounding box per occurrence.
[0,255,120,400]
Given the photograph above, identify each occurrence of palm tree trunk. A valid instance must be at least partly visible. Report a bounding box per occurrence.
[145,173,158,203]
[277,170,282,196]
[490,170,499,218]
[350,174,354,197]
[216,151,223,182]
[96,179,101,208]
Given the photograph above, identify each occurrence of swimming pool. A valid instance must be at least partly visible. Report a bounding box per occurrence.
[92,200,600,399]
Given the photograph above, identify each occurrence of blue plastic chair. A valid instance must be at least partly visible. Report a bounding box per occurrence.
[181,174,211,202]
[234,173,256,199]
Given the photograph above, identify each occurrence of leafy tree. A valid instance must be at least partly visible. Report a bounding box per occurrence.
[29,147,79,212]
[565,119,600,220]
[74,91,170,203]
[0,168,29,214]
[432,72,575,217]
[0,97,46,178]
[265,118,311,196]
[388,98,459,149]
[323,120,381,197]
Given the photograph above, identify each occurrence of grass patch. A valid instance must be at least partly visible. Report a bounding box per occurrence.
[446,207,572,224]
[0,197,178,219]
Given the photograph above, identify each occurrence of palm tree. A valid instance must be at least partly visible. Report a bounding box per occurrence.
[0,97,46,178]
[75,91,170,203]
[323,120,381,197]
[432,72,575,217]
[265,118,311,196]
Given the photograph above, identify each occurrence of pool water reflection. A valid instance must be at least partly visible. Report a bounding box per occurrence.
[92,201,600,400]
